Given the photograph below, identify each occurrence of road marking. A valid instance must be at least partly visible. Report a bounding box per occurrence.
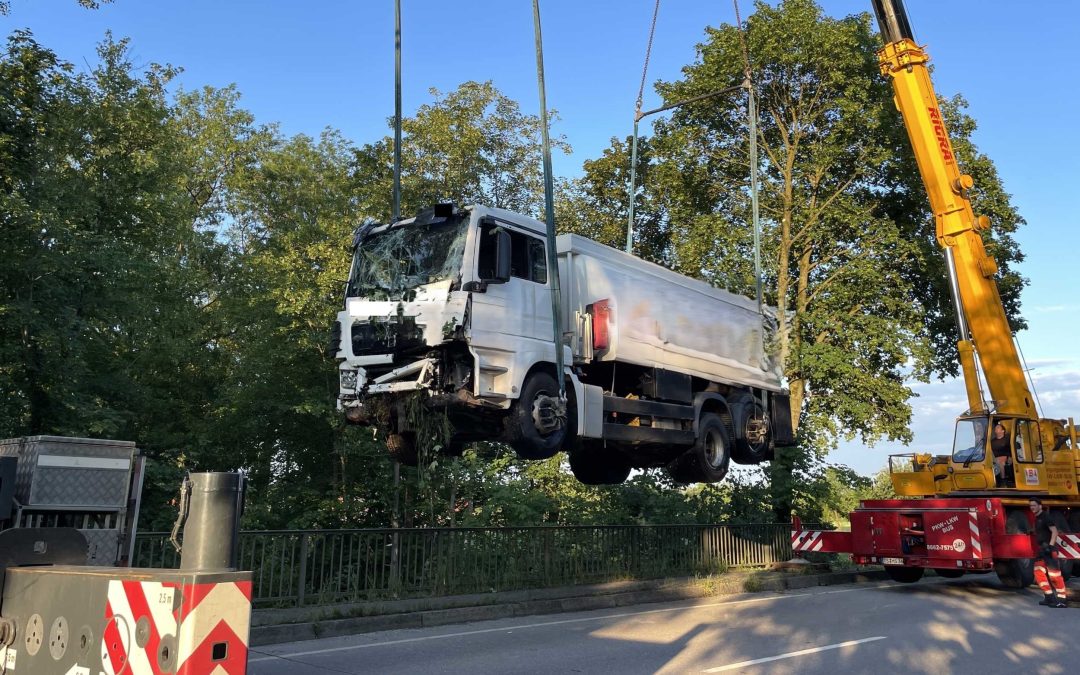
[818,582,901,595]
[702,636,887,672]
[249,583,897,664]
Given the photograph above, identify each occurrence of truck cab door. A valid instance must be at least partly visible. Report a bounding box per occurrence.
[466,218,548,352]
[948,417,993,490]
[1013,419,1045,489]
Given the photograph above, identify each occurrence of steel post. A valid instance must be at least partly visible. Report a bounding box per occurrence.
[179,472,244,571]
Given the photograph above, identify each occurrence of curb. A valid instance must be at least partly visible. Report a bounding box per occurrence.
[249,568,888,647]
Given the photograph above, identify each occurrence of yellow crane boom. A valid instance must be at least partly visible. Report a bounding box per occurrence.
[870,0,1078,497]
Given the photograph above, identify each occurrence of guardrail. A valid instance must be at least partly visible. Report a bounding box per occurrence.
[133,523,803,608]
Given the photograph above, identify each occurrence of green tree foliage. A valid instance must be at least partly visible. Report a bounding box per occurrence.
[0,32,241,525]
[557,136,670,265]
[209,129,370,527]
[0,1,109,16]
[353,80,570,221]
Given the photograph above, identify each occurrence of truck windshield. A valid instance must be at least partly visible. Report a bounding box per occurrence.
[346,216,468,300]
[952,417,988,463]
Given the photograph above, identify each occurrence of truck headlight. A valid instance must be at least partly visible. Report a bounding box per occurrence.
[339,368,359,390]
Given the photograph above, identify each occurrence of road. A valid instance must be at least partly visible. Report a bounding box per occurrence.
[248,577,1078,674]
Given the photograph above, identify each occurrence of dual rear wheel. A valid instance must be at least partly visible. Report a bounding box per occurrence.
[666,412,731,484]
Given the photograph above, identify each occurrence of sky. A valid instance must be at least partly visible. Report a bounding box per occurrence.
[5,0,1078,475]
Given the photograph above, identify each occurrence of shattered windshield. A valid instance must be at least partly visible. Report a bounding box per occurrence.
[346,216,468,300]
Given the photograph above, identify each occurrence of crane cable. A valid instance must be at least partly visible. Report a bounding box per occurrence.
[732,0,763,315]
[732,0,753,82]
[625,0,661,253]
[1015,336,1044,418]
[635,0,662,120]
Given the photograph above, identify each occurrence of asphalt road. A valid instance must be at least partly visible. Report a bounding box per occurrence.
[248,576,1079,674]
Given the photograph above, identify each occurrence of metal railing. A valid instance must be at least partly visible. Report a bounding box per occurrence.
[133,523,798,608]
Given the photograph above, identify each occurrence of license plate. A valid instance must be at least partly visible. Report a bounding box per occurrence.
[881,557,904,566]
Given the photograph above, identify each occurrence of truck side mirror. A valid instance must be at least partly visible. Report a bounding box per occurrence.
[492,229,512,283]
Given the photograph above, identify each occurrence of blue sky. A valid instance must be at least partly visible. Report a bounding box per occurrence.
[7,1,1078,475]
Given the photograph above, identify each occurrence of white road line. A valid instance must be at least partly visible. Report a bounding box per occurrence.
[702,636,887,672]
[249,593,814,663]
[818,582,902,595]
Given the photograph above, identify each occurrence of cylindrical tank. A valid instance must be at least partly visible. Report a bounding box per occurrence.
[179,472,244,571]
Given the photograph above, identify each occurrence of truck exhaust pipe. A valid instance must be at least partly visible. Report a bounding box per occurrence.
[173,471,245,571]
[871,0,915,43]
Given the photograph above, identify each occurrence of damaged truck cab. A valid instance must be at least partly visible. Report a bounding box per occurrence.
[332,204,795,484]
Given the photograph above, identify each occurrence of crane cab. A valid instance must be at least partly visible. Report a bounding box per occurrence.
[888,414,1079,497]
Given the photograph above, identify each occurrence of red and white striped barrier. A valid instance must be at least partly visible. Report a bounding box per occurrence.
[968,509,983,560]
[1057,534,1080,560]
[789,516,850,555]
[792,528,826,553]
[102,578,252,675]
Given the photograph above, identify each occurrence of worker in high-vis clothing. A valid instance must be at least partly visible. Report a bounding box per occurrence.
[1029,497,1068,608]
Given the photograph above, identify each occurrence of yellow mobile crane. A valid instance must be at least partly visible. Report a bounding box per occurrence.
[792,0,1080,588]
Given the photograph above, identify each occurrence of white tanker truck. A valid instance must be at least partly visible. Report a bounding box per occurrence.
[331,204,794,484]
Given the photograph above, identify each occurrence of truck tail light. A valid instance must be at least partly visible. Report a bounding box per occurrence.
[588,299,611,351]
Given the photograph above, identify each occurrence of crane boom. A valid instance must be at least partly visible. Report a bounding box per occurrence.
[786,3,1080,591]
[866,0,1078,500]
[871,0,1034,419]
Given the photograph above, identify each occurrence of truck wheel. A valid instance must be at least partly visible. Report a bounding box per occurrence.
[885,566,925,583]
[995,509,1035,589]
[509,372,568,460]
[568,442,631,485]
[386,432,418,466]
[666,413,731,484]
[732,400,770,465]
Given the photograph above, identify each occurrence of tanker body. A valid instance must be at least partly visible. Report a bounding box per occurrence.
[332,204,795,484]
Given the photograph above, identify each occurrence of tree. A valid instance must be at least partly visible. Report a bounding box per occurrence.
[353,80,571,221]
[202,129,366,527]
[0,33,205,439]
[0,33,256,526]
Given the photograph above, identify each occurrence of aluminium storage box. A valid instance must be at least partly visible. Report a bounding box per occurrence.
[0,435,135,508]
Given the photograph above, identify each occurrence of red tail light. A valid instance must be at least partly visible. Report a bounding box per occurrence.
[588,299,611,351]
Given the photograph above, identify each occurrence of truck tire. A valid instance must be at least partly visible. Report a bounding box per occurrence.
[666,413,731,484]
[568,441,631,485]
[509,372,568,460]
[732,400,770,465]
[995,509,1035,589]
[885,565,925,583]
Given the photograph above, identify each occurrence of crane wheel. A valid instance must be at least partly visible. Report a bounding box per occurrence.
[995,510,1035,588]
